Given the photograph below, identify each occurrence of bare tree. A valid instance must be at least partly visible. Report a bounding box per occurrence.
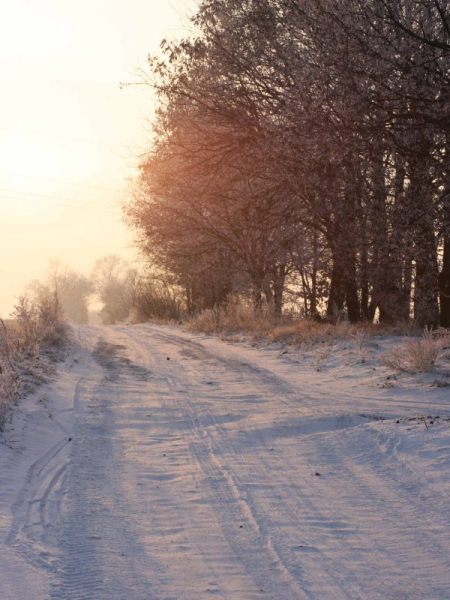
[127,0,450,326]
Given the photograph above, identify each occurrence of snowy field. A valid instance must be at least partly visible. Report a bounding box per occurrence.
[0,323,450,599]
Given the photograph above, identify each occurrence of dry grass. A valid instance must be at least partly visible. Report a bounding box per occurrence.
[188,301,450,378]
[0,320,19,423]
[381,329,450,374]
[0,294,66,427]
[269,320,355,345]
[186,299,420,345]
[270,320,420,345]
[186,299,288,338]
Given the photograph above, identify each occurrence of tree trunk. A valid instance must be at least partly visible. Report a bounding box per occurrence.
[369,149,404,324]
[327,256,346,320]
[401,256,413,321]
[327,245,359,322]
[439,191,450,327]
[310,231,319,318]
[360,219,370,320]
[327,167,361,323]
[272,272,285,316]
[252,276,264,313]
[345,248,360,324]
[410,159,440,328]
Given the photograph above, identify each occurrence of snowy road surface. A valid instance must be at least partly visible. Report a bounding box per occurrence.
[1,324,450,599]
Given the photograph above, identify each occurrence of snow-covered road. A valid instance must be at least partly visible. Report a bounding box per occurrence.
[1,324,450,599]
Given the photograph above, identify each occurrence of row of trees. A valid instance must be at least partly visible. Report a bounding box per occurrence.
[127,0,450,327]
[28,257,138,325]
[27,257,182,325]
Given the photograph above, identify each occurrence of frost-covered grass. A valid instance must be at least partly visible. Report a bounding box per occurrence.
[0,294,66,427]
[0,321,19,422]
[186,300,419,344]
[381,329,450,374]
[267,320,418,346]
[185,301,450,384]
[186,299,283,337]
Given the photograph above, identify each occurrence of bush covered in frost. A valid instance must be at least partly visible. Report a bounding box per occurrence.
[0,292,66,427]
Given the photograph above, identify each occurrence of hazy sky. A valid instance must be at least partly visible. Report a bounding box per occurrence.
[0,0,197,316]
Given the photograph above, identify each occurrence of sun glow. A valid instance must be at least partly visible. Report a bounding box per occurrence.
[0,132,76,218]
[0,132,69,183]
[0,0,196,316]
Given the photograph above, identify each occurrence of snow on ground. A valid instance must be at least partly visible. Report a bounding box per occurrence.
[0,323,450,599]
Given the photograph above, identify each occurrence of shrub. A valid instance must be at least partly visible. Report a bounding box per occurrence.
[381,329,450,374]
[0,321,19,426]
[131,279,184,322]
[186,297,285,337]
[0,292,66,426]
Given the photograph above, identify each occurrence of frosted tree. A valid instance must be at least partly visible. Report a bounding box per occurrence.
[128,0,450,325]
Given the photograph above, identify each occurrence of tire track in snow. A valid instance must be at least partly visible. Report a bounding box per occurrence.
[146,327,450,417]
[5,323,450,600]
[6,425,73,570]
[124,325,450,600]
[122,327,313,599]
[111,327,282,599]
[148,333,366,600]
[49,336,162,600]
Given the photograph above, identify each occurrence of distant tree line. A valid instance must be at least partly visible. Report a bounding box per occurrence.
[26,257,181,325]
[126,0,450,327]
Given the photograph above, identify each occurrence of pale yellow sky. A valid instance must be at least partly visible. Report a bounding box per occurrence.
[0,0,197,316]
